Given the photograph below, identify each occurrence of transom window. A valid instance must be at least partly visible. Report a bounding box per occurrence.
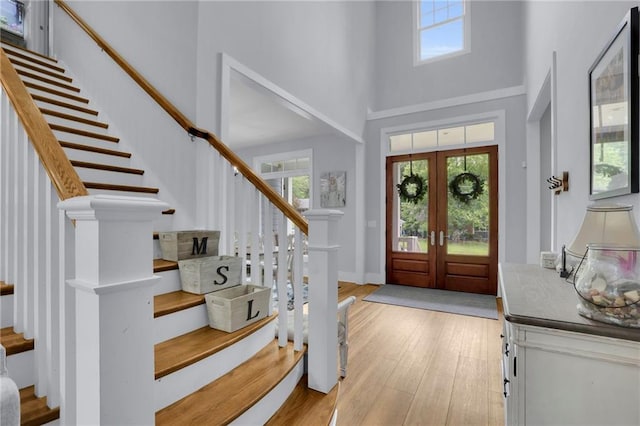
[389,121,494,153]
[416,0,469,63]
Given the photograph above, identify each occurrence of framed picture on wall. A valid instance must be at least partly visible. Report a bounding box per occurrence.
[589,6,639,200]
[320,171,346,208]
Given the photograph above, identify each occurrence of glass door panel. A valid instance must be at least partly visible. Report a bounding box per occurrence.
[445,153,490,256]
[393,159,429,254]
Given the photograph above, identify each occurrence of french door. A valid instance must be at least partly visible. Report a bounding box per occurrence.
[385,145,498,295]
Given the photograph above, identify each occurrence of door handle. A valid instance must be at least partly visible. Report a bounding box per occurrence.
[430,231,435,246]
[439,231,444,246]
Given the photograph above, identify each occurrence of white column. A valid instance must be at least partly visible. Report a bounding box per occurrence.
[58,195,168,425]
[304,209,343,394]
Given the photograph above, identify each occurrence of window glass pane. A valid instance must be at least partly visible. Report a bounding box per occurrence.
[420,1,434,28]
[449,0,464,18]
[284,159,297,171]
[438,126,464,146]
[297,157,310,170]
[466,122,495,143]
[394,160,429,254]
[0,0,24,36]
[261,162,272,174]
[390,134,412,152]
[413,130,438,149]
[420,18,464,61]
[434,7,448,23]
[446,153,489,256]
[272,162,284,172]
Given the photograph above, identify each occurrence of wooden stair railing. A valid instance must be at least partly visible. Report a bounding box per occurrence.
[54,0,308,235]
[0,47,87,201]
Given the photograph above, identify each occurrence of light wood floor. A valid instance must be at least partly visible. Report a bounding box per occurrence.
[337,283,504,426]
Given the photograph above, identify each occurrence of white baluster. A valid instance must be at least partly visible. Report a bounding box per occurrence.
[21,130,35,340]
[33,142,48,398]
[0,90,8,285]
[45,181,60,407]
[10,107,21,333]
[250,187,261,287]
[292,227,304,351]
[223,162,235,256]
[237,177,247,283]
[276,212,288,347]
[263,199,274,317]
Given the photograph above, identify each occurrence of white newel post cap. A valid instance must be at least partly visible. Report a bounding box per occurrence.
[304,209,344,248]
[58,195,169,286]
[58,194,169,222]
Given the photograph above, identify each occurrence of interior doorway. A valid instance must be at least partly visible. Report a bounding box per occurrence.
[386,145,498,295]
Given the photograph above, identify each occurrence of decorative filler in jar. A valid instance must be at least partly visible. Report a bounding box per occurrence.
[574,245,640,328]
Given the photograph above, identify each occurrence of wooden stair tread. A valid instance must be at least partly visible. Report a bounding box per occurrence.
[154,315,277,379]
[162,208,176,215]
[154,290,205,318]
[16,68,80,92]
[60,140,131,158]
[32,94,98,116]
[153,258,178,273]
[84,182,159,194]
[8,57,72,82]
[156,340,304,425]
[266,375,339,426]
[19,386,60,426]
[40,108,108,129]
[71,160,144,175]
[0,281,14,295]
[50,124,119,142]
[0,327,34,355]
[1,46,65,73]
[24,81,89,104]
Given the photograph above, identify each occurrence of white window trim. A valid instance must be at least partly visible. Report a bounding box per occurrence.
[413,0,471,66]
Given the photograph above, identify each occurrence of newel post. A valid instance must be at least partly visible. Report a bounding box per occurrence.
[58,195,168,425]
[304,209,343,394]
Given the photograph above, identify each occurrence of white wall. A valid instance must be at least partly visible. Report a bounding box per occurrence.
[524,1,640,257]
[52,1,201,228]
[194,0,375,138]
[234,135,360,282]
[373,0,523,111]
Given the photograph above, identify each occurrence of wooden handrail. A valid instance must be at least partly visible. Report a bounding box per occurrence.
[54,0,308,235]
[0,48,88,200]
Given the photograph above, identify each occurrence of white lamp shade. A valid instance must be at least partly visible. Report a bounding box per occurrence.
[566,203,640,259]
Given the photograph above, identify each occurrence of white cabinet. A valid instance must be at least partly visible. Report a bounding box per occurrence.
[499,263,640,426]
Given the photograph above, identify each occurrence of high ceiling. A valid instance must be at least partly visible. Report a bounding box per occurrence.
[227,73,337,150]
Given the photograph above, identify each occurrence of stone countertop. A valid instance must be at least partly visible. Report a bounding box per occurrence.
[499,262,640,342]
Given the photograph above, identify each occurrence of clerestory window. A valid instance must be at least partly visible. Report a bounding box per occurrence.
[416,0,470,64]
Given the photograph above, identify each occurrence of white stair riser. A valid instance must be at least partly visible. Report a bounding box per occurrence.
[41,114,108,135]
[51,131,119,152]
[1,294,13,328]
[152,215,176,233]
[231,357,305,426]
[75,167,144,187]
[33,99,98,120]
[154,305,209,344]
[18,75,79,96]
[62,147,132,169]
[24,87,88,111]
[153,269,181,295]
[6,351,34,389]
[154,321,275,410]
[11,62,69,83]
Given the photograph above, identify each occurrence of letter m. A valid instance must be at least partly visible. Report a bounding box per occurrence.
[192,237,208,255]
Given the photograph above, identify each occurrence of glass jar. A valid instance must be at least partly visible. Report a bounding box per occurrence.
[574,245,640,328]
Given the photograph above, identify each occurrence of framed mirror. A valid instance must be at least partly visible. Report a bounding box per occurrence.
[589,7,639,200]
